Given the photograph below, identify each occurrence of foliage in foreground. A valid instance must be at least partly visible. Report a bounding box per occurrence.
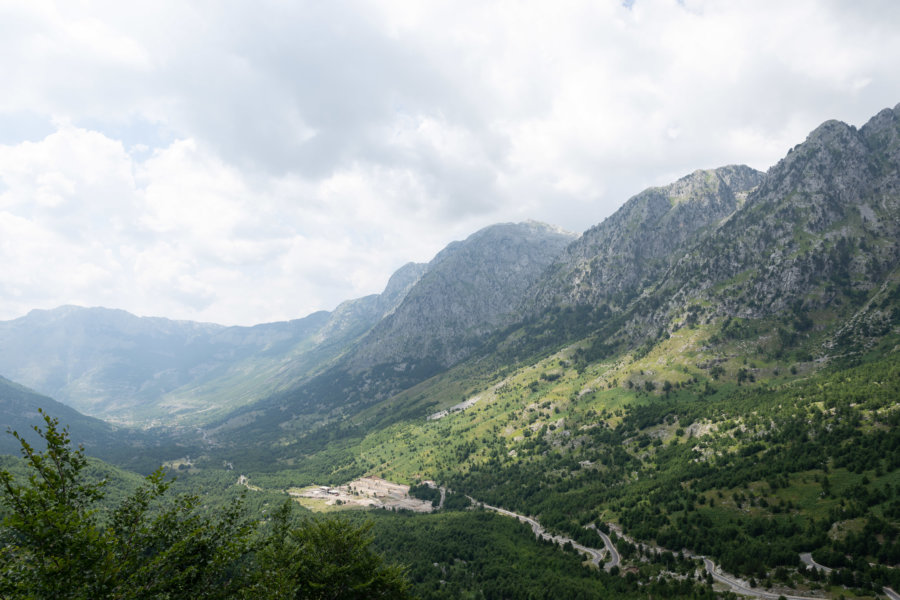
[0,411,410,600]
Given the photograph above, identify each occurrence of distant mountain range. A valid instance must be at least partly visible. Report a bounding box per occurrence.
[0,222,574,426]
[0,103,897,440]
[0,258,426,425]
[2,103,899,599]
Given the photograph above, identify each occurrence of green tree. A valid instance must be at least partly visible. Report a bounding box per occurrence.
[245,499,411,599]
[0,410,251,599]
[0,411,410,599]
[0,410,113,598]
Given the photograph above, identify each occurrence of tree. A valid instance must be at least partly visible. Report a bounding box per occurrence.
[246,500,411,599]
[0,410,252,599]
[0,411,410,599]
[0,410,113,598]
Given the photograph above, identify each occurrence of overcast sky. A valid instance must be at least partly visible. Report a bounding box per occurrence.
[1,0,899,326]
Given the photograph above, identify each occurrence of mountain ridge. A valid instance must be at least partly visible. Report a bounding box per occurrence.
[2,104,898,442]
[345,221,577,371]
[531,164,765,312]
[3,103,900,600]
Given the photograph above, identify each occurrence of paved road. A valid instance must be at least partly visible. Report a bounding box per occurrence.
[703,558,828,600]
[469,498,612,569]
[585,523,620,571]
[425,481,447,509]
[799,552,832,574]
[459,493,882,600]
[798,552,897,600]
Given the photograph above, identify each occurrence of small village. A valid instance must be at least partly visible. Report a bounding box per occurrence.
[290,476,436,512]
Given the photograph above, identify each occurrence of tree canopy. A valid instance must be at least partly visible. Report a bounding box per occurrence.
[0,410,410,600]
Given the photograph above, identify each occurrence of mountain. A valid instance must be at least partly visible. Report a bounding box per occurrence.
[207,221,578,436]
[315,262,428,345]
[0,375,177,472]
[348,221,577,369]
[0,375,121,455]
[0,221,572,428]
[209,104,897,599]
[533,164,765,311]
[3,104,900,599]
[169,106,900,448]
[561,104,900,364]
[0,306,319,424]
[657,108,900,324]
[0,264,427,426]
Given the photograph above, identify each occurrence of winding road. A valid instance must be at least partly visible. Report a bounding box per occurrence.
[455,491,890,600]
[468,497,617,570]
[468,497,819,596]
[799,553,899,600]
[701,558,828,600]
[799,552,832,574]
[585,523,621,571]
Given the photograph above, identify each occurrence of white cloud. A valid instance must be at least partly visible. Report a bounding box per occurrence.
[1,0,899,325]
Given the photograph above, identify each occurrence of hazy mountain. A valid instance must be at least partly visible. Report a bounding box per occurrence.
[0,375,122,455]
[0,222,568,428]
[0,306,319,423]
[0,263,427,426]
[209,221,578,434]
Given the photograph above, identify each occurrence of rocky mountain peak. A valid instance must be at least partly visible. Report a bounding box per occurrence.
[656,105,900,325]
[666,164,763,207]
[532,164,764,310]
[380,262,429,306]
[861,103,900,144]
[346,221,577,370]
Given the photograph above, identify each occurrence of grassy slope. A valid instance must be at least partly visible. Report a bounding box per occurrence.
[190,304,900,598]
[9,266,896,599]
[5,317,895,598]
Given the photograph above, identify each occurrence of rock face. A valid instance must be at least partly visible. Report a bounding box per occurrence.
[515,105,899,353]
[655,104,900,323]
[315,262,428,345]
[347,221,577,370]
[532,165,765,311]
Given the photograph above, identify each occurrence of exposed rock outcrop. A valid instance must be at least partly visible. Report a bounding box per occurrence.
[348,221,577,370]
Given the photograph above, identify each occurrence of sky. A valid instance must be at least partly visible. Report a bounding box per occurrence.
[1,0,899,326]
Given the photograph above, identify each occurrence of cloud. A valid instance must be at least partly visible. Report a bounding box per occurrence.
[1,0,899,324]
[0,126,480,325]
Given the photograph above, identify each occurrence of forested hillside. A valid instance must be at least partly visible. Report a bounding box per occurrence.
[3,104,900,599]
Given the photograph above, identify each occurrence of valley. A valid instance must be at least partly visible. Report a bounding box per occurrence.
[220,466,892,599]
[2,103,900,598]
